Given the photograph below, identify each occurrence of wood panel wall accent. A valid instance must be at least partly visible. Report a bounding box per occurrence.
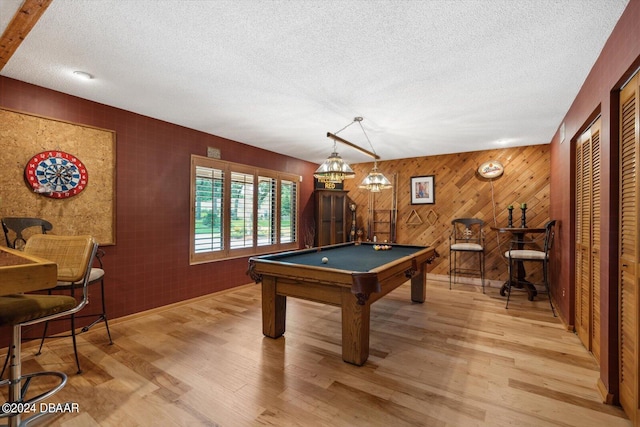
[0,108,116,245]
[343,145,550,285]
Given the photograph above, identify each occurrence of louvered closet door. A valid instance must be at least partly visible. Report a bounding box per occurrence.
[619,72,640,425]
[575,130,590,348]
[575,118,601,364]
[591,124,601,363]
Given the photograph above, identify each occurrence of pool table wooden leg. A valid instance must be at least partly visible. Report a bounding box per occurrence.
[262,276,286,338]
[410,262,427,303]
[341,287,370,365]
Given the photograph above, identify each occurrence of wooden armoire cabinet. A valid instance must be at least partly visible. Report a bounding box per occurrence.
[315,190,350,247]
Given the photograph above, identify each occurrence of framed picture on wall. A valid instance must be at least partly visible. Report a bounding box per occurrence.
[411,175,435,205]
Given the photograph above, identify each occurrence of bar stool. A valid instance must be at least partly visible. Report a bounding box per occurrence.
[504,220,557,316]
[0,235,97,426]
[36,248,113,374]
[2,217,112,374]
[449,218,486,292]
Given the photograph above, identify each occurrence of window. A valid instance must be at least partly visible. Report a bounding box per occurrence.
[280,179,297,243]
[258,176,276,247]
[194,165,223,253]
[190,155,299,263]
[230,171,254,250]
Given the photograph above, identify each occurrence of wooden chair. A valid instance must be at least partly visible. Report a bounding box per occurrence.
[0,235,97,426]
[1,217,53,250]
[449,218,485,292]
[504,220,557,316]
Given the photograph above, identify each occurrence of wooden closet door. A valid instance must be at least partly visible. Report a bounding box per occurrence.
[591,124,602,363]
[619,72,640,425]
[575,118,601,364]
[575,130,590,348]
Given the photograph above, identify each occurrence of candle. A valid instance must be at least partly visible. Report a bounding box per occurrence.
[521,203,526,209]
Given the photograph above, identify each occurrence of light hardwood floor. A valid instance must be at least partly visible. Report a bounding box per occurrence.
[2,279,631,427]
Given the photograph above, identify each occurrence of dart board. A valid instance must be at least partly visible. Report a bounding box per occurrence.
[24,151,89,199]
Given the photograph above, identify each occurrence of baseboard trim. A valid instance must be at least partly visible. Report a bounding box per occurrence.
[597,378,615,405]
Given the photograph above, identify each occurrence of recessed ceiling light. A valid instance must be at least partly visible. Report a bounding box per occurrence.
[73,71,93,80]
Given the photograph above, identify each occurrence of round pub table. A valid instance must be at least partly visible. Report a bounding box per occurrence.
[491,226,546,301]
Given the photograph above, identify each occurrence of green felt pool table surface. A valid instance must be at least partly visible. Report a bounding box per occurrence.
[258,242,426,272]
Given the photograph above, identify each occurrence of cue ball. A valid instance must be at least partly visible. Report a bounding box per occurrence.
[322,257,328,264]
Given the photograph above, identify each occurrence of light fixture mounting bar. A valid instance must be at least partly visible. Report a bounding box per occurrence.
[326,132,380,160]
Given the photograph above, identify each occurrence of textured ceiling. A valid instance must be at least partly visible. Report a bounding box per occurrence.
[0,0,630,164]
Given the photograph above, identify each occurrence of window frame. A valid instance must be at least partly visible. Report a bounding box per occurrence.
[190,155,299,264]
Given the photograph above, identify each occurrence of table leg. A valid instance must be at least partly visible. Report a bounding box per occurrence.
[509,233,538,299]
[516,260,538,299]
[499,260,538,300]
[410,262,427,303]
[262,276,286,338]
[341,287,370,366]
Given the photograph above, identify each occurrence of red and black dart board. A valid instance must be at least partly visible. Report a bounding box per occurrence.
[24,151,89,199]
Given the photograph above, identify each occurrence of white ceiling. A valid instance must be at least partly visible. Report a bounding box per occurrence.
[0,0,630,165]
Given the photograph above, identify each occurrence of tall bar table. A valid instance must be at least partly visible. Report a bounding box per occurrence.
[491,226,546,301]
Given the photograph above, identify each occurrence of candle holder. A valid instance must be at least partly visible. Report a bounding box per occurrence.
[507,205,513,228]
[521,206,527,228]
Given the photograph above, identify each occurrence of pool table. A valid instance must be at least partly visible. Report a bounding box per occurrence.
[247,242,437,365]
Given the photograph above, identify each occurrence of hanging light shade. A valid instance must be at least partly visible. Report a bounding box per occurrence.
[354,117,392,192]
[313,149,356,183]
[316,116,391,189]
[359,162,392,192]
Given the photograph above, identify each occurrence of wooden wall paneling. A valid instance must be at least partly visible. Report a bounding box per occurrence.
[343,145,551,285]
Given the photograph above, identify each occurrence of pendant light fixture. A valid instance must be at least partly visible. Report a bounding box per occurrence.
[314,117,392,191]
[313,139,356,183]
[359,161,392,192]
[353,118,392,192]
